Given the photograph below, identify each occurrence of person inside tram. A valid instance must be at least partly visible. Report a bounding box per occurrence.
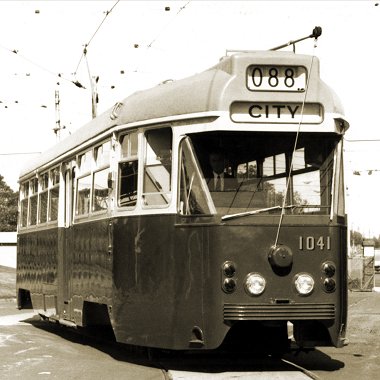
[207,149,237,192]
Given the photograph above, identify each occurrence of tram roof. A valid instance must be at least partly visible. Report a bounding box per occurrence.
[19,50,346,180]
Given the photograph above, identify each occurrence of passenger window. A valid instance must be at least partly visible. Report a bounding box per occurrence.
[77,175,91,215]
[49,186,59,221]
[75,141,111,217]
[76,148,92,217]
[39,172,49,223]
[78,151,92,173]
[119,161,138,207]
[49,167,60,221]
[29,178,38,226]
[20,182,28,228]
[143,128,172,206]
[118,131,138,208]
[94,141,111,167]
[92,168,109,212]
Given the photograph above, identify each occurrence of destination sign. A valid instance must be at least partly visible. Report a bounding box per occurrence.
[247,65,307,92]
[230,102,323,124]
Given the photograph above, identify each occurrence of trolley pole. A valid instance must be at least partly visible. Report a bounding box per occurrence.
[270,26,322,52]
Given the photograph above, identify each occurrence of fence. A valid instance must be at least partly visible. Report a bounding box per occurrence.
[348,256,374,291]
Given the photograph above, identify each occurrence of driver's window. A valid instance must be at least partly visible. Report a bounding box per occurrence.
[142,127,172,207]
[179,138,214,215]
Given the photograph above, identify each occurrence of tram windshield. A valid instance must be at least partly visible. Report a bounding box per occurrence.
[178,132,342,218]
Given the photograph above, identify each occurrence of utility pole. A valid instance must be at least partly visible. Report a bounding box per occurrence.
[90,75,99,119]
[53,90,61,140]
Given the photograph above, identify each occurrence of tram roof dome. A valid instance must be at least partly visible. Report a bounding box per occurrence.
[19,51,346,180]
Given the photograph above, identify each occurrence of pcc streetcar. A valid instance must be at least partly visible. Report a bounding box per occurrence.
[17,48,349,354]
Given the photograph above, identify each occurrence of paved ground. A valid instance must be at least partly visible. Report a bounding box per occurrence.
[1,266,380,379]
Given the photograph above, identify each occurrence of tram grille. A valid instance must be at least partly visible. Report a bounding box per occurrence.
[223,303,335,320]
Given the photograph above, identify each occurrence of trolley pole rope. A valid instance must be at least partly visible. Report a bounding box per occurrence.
[274,28,321,248]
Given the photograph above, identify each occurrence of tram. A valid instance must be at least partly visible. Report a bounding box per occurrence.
[16,49,349,353]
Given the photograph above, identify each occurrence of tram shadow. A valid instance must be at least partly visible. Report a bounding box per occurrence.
[23,316,344,375]
[153,348,345,375]
[282,348,345,372]
[22,316,158,367]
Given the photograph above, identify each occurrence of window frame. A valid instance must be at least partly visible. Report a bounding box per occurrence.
[74,139,111,220]
[142,127,173,209]
[38,172,49,224]
[117,130,139,209]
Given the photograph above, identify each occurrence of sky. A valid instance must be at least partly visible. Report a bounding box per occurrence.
[0,0,379,236]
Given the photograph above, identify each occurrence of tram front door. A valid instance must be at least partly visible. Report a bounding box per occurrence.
[57,166,75,320]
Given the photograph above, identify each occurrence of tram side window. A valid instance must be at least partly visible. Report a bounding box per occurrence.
[119,161,138,207]
[118,131,138,207]
[93,168,109,212]
[143,127,172,206]
[49,167,60,221]
[38,172,49,223]
[20,182,28,228]
[92,141,111,213]
[77,175,91,215]
[29,178,38,226]
[75,141,111,217]
[76,149,92,216]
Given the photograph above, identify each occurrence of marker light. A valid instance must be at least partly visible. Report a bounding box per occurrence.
[223,278,236,293]
[322,262,336,277]
[294,273,315,295]
[245,273,266,296]
[222,261,236,278]
[324,278,336,292]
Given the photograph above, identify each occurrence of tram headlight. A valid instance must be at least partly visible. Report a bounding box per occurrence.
[294,273,314,296]
[244,273,266,296]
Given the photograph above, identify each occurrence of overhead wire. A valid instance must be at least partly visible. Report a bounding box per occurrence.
[73,0,121,75]
[133,1,191,73]
[0,2,120,113]
[344,137,380,173]
[0,152,41,156]
[345,138,380,142]
[0,42,78,87]
[147,1,191,48]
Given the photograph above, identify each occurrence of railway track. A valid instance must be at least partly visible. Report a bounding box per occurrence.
[157,351,321,380]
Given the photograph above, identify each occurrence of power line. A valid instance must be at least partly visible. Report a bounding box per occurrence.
[345,138,380,142]
[74,0,121,75]
[147,1,191,48]
[0,42,86,89]
[132,1,191,74]
[0,152,41,156]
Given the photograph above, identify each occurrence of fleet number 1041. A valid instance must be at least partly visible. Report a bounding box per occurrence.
[299,236,331,251]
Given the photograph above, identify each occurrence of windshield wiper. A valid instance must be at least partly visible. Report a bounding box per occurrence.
[222,205,297,221]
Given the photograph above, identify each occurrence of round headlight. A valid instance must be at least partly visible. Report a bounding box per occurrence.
[294,273,314,295]
[245,273,266,296]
